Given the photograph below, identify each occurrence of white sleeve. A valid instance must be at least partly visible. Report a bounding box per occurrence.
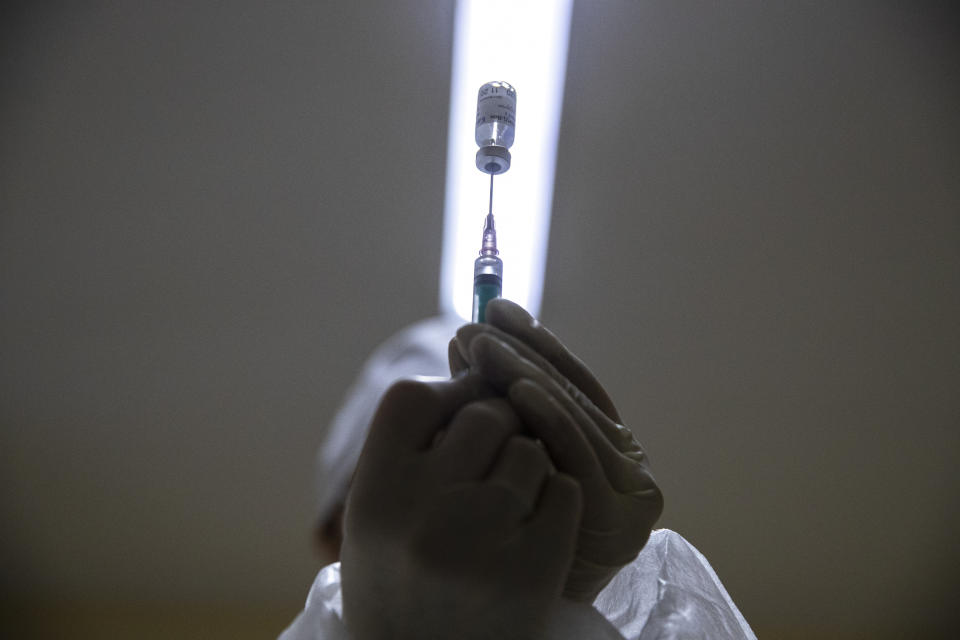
[281,562,627,640]
[277,563,349,640]
[594,529,756,640]
[280,544,757,640]
[547,599,627,640]
[278,604,350,640]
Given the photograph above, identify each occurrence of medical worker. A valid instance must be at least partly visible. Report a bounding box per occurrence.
[280,299,755,639]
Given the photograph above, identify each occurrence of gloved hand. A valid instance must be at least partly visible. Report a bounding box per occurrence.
[450,299,664,603]
[340,373,583,640]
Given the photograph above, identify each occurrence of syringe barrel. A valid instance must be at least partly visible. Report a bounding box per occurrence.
[472,254,503,323]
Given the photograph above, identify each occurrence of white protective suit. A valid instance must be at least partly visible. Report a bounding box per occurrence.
[283,316,756,640]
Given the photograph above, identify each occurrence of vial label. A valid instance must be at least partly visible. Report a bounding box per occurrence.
[475,81,516,148]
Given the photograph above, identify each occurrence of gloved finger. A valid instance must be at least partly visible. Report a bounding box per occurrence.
[469,333,657,495]
[485,436,552,520]
[507,378,613,500]
[563,555,628,603]
[434,398,524,481]
[485,298,621,423]
[524,472,581,562]
[448,337,469,376]
[456,321,618,425]
[457,322,639,456]
[365,373,492,455]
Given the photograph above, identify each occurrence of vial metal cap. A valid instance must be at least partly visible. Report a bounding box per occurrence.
[476,145,511,175]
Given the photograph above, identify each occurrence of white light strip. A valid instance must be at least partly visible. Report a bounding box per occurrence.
[440,0,574,320]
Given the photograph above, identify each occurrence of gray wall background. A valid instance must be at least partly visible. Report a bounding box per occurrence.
[1,2,957,638]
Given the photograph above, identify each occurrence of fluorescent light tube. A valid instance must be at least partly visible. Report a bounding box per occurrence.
[440,0,574,320]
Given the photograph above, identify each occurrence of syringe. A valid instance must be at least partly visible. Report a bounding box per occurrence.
[472,81,516,323]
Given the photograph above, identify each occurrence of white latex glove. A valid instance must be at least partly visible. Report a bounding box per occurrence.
[450,299,664,603]
[340,373,583,640]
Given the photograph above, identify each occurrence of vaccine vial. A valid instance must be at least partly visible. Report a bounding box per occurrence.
[475,81,516,174]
